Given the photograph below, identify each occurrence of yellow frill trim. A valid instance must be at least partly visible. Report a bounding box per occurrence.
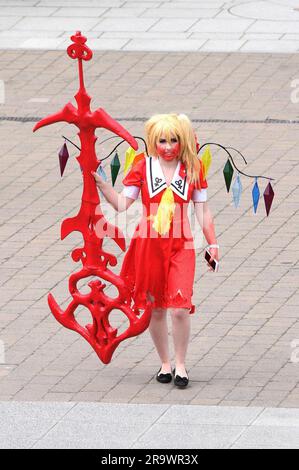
[147,187,176,235]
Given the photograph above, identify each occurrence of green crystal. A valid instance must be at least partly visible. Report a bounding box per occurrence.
[223,158,234,192]
[110,151,121,186]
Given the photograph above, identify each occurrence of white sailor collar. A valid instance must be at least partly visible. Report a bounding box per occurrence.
[146,156,189,201]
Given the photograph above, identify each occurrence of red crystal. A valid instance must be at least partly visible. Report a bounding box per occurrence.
[263,181,274,216]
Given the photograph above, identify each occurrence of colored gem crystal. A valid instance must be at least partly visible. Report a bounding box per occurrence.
[223,158,234,192]
[97,164,107,181]
[97,164,107,197]
[58,142,69,176]
[252,178,260,213]
[124,147,136,175]
[263,181,274,216]
[201,145,212,179]
[110,151,120,186]
[232,173,242,208]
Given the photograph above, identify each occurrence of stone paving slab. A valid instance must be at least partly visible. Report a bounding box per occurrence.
[231,425,299,449]
[0,48,299,408]
[0,401,299,449]
[0,1,298,52]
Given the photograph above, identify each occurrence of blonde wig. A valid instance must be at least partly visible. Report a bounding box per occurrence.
[144,113,201,187]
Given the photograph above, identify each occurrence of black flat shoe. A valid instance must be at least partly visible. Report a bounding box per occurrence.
[172,368,189,388]
[156,367,172,384]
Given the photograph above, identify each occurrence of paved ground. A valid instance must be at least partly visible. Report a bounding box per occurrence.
[1,401,299,448]
[0,47,299,411]
[0,0,299,52]
[0,4,299,447]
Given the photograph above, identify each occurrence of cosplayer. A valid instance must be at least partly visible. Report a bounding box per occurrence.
[93,113,219,388]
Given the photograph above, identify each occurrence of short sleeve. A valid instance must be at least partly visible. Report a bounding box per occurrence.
[121,158,144,200]
[121,185,140,200]
[191,159,208,203]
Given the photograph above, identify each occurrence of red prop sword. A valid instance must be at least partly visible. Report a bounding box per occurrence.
[33,31,154,364]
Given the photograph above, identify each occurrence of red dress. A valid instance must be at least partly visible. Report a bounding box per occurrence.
[120,155,208,314]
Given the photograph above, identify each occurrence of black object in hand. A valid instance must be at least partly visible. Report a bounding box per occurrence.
[205,249,219,272]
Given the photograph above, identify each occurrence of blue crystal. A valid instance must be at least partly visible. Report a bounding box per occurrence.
[232,174,242,208]
[252,178,260,214]
[97,164,107,197]
[97,164,107,181]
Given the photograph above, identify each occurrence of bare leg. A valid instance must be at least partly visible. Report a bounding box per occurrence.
[148,307,171,373]
[170,308,190,377]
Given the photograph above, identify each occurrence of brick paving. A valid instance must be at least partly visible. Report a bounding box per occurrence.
[0,49,299,407]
